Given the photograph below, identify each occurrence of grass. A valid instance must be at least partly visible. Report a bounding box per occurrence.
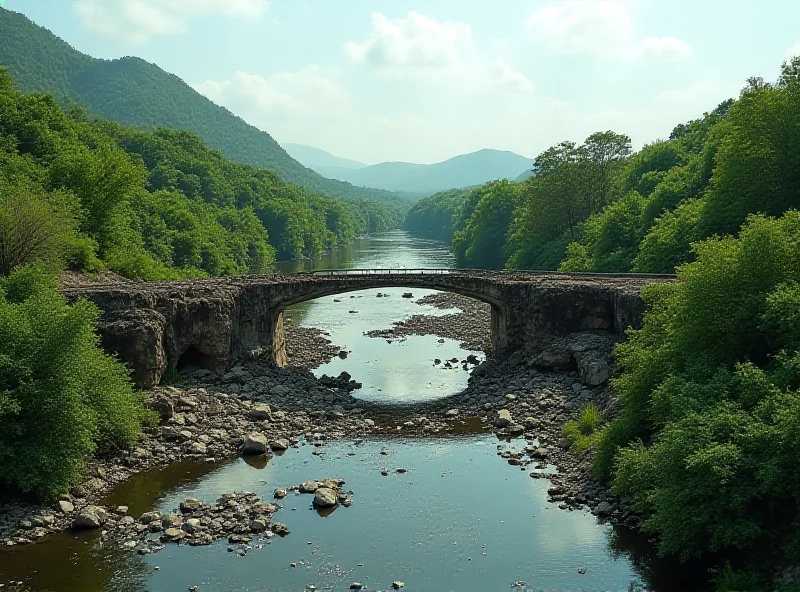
[563,403,603,451]
[159,367,182,386]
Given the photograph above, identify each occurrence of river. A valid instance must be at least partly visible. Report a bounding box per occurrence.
[0,231,708,591]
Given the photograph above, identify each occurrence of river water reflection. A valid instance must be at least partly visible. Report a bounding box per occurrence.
[0,232,710,591]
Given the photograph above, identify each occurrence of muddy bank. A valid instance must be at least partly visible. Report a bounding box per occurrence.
[365,292,491,351]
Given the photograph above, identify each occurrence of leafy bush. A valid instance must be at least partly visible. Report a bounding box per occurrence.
[597,212,800,572]
[0,188,78,275]
[0,266,155,499]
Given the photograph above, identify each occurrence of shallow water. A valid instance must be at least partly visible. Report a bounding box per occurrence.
[279,231,484,404]
[0,232,711,591]
[0,435,705,592]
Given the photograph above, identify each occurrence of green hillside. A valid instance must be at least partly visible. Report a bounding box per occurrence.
[0,8,413,207]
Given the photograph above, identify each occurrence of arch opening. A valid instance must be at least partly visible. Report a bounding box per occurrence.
[176,345,218,372]
[270,285,501,405]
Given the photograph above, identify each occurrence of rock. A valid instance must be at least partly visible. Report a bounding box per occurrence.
[299,481,320,494]
[147,392,174,422]
[402,292,413,299]
[180,498,204,513]
[580,357,610,386]
[186,441,207,455]
[445,408,459,417]
[71,507,105,529]
[594,501,614,516]
[274,488,288,499]
[241,432,269,455]
[312,487,338,508]
[269,439,289,451]
[57,500,74,514]
[248,404,273,421]
[162,514,183,528]
[495,409,513,428]
[139,511,162,525]
[271,522,290,536]
[250,519,268,532]
[350,583,363,590]
[163,527,187,541]
[392,582,405,590]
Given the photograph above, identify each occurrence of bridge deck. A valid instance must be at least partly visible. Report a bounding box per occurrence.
[61,269,675,296]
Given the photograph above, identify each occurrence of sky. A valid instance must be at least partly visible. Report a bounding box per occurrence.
[6,0,800,165]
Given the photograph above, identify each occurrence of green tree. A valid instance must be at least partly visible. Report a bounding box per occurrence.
[0,266,154,499]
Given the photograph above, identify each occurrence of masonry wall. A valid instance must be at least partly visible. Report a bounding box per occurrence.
[64,273,666,389]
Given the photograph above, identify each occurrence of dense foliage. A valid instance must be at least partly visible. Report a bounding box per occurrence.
[402,187,473,243]
[0,8,414,208]
[0,68,402,278]
[407,58,800,278]
[597,212,800,585]
[0,266,154,499]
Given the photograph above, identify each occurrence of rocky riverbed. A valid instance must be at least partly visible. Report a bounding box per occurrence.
[0,318,630,555]
[365,293,491,351]
[284,324,342,369]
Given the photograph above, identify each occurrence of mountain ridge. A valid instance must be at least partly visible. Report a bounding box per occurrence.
[308,148,533,193]
[0,8,413,206]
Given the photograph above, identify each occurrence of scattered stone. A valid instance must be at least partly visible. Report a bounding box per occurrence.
[312,488,338,508]
[71,507,105,529]
[241,432,269,455]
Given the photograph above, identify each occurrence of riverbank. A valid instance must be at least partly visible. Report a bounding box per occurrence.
[0,326,630,554]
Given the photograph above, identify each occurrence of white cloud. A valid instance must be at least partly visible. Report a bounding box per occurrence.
[344,11,532,93]
[74,0,268,44]
[527,1,692,61]
[787,41,800,58]
[344,11,473,71]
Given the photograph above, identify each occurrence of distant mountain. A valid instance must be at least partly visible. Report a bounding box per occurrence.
[314,149,533,193]
[515,169,535,182]
[0,8,412,206]
[283,143,367,170]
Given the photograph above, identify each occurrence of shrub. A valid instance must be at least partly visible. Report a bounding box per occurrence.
[0,266,154,499]
[0,188,77,276]
[598,211,800,570]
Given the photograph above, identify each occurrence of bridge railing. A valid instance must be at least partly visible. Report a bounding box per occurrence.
[308,268,452,276]
[302,268,676,279]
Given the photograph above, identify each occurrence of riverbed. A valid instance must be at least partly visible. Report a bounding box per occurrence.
[0,231,709,591]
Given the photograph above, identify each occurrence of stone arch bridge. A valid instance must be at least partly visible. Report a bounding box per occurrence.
[63,269,673,389]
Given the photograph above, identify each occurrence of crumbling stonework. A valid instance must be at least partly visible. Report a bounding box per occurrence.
[63,271,672,388]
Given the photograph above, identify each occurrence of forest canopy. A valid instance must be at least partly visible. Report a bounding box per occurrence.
[405,57,800,278]
[0,68,404,280]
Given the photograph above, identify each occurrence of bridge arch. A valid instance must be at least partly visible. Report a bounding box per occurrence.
[268,274,509,367]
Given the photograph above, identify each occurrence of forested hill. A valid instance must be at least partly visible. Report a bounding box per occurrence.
[0,8,411,207]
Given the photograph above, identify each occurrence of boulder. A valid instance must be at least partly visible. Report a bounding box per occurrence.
[248,404,273,421]
[269,439,289,451]
[180,498,204,513]
[241,432,269,455]
[71,507,106,529]
[594,501,614,516]
[299,480,320,493]
[495,409,513,428]
[146,392,174,423]
[312,487,338,508]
